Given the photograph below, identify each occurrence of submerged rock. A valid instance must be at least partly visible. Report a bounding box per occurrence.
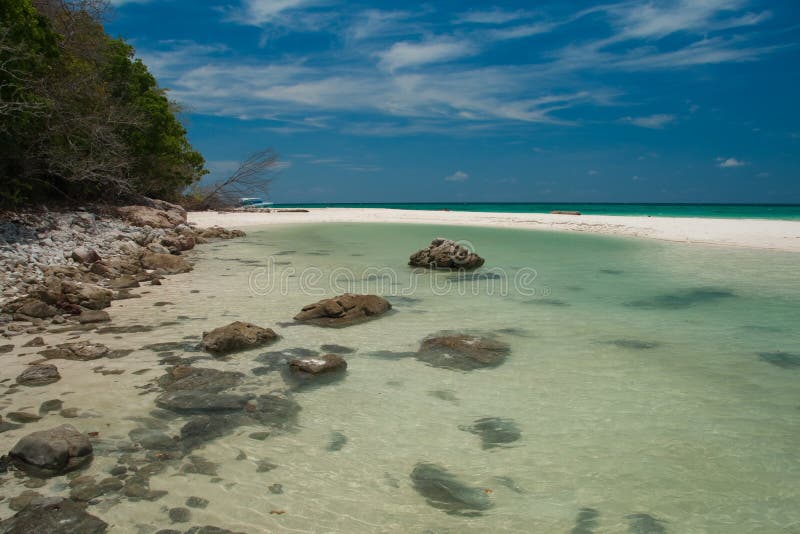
[9,424,93,477]
[409,238,485,270]
[607,339,660,350]
[626,513,667,533]
[201,321,279,355]
[159,366,245,392]
[0,496,108,533]
[289,354,347,377]
[571,507,600,534]
[626,287,735,310]
[415,333,510,371]
[39,341,109,361]
[16,364,61,387]
[327,431,347,451]
[294,293,392,328]
[410,463,492,515]
[78,310,110,324]
[459,417,521,449]
[758,351,800,369]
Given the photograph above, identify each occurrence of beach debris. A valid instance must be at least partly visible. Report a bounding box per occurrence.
[293,293,392,328]
[459,417,521,449]
[410,463,493,515]
[415,333,510,371]
[201,321,279,355]
[0,496,108,533]
[9,424,94,477]
[16,364,61,387]
[409,238,485,270]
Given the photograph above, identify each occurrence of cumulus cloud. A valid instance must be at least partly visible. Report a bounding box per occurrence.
[716,157,746,168]
[444,170,469,182]
[622,114,677,129]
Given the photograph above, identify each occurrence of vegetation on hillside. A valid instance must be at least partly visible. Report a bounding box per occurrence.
[0,0,206,206]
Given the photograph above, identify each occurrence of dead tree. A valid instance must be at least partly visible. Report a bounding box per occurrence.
[197,149,280,209]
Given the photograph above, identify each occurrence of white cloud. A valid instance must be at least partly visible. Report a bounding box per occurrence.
[716,157,746,168]
[456,9,531,25]
[622,114,677,129]
[587,170,598,175]
[231,0,320,25]
[444,170,469,182]
[377,39,478,71]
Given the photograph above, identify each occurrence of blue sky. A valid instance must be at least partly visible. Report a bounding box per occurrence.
[106,0,800,203]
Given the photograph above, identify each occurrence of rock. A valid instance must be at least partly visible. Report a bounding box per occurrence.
[39,341,110,361]
[410,463,492,515]
[0,344,14,354]
[196,226,246,240]
[22,336,45,347]
[157,391,251,413]
[9,424,93,477]
[550,210,582,215]
[60,408,79,418]
[7,412,42,423]
[141,253,192,274]
[8,490,41,511]
[327,431,347,452]
[159,366,245,392]
[108,275,140,290]
[409,238,485,270]
[289,354,347,377]
[169,507,191,523]
[179,415,242,450]
[117,204,186,229]
[15,299,58,319]
[39,399,63,414]
[320,344,356,354]
[71,247,101,264]
[62,282,113,310]
[186,496,209,509]
[268,483,283,494]
[459,417,521,449]
[128,428,177,451]
[78,310,110,324]
[16,364,61,387]
[293,294,392,328]
[201,321,279,355]
[415,333,510,371]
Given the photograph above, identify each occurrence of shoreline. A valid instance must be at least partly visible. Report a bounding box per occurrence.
[189,208,800,253]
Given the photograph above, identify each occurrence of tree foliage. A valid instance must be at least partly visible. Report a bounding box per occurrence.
[0,0,206,205]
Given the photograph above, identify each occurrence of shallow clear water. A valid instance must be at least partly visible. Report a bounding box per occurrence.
[1,223,799,533]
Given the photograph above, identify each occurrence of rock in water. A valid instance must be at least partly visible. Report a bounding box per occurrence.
[410,463,492,515]
[0,496,108,533]
[9,424,93,477]
[39,341,110,361]
[409,238,485,270]
[415,333,510,371]
[16,364,61,387]
[625,513,667,533]
[78,310,111,324]
[140,253,192,274]
[201,321,279,355]
[459,417,521,449]
[289,354,347,376]
[293,294,391,328]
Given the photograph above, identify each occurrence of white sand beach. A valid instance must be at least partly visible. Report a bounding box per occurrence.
[189,208,800,253]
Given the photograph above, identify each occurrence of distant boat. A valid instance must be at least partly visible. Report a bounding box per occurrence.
[239,197,273,208]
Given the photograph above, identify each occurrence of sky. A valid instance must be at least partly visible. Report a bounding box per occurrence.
[105,0,800,204]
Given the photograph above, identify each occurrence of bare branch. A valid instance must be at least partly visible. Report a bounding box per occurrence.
[196,149,280,209]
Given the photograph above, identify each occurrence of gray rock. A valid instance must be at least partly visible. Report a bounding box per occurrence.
[77,310,110,324]
[0,496,107,533]
[459,417,521,449]
[409,238,485,270]
[9,424,93,477]
[168,507,191,523]
[16,364,61,386]
[415,333,510,371]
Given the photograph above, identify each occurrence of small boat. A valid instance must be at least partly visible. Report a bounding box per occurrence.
[239,197,273,208]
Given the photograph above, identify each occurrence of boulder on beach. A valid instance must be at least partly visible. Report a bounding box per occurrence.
[293,293,392,328]
[39,341,110,361]
[13,299,59,319]
[116,202,186,229]
[71,247,101,264]
[140,252,192,274]
[16,364,61,387]
[60,281,113,310]
[409,238,485,270]
[415,333,510,371]
[78,310,110,324]
[195,226,246,240]
[9,424,94,477]
[0,496,108,533]
[201,321,279,355]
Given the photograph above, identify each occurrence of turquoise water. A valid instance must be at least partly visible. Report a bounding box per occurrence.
[1,223,799,532]
[270,202,800,220]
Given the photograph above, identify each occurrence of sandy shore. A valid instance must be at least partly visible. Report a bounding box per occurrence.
[188,208,800,253]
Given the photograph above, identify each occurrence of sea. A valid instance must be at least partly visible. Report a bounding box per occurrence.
[1,222,799,532]
[270,202,800,220]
